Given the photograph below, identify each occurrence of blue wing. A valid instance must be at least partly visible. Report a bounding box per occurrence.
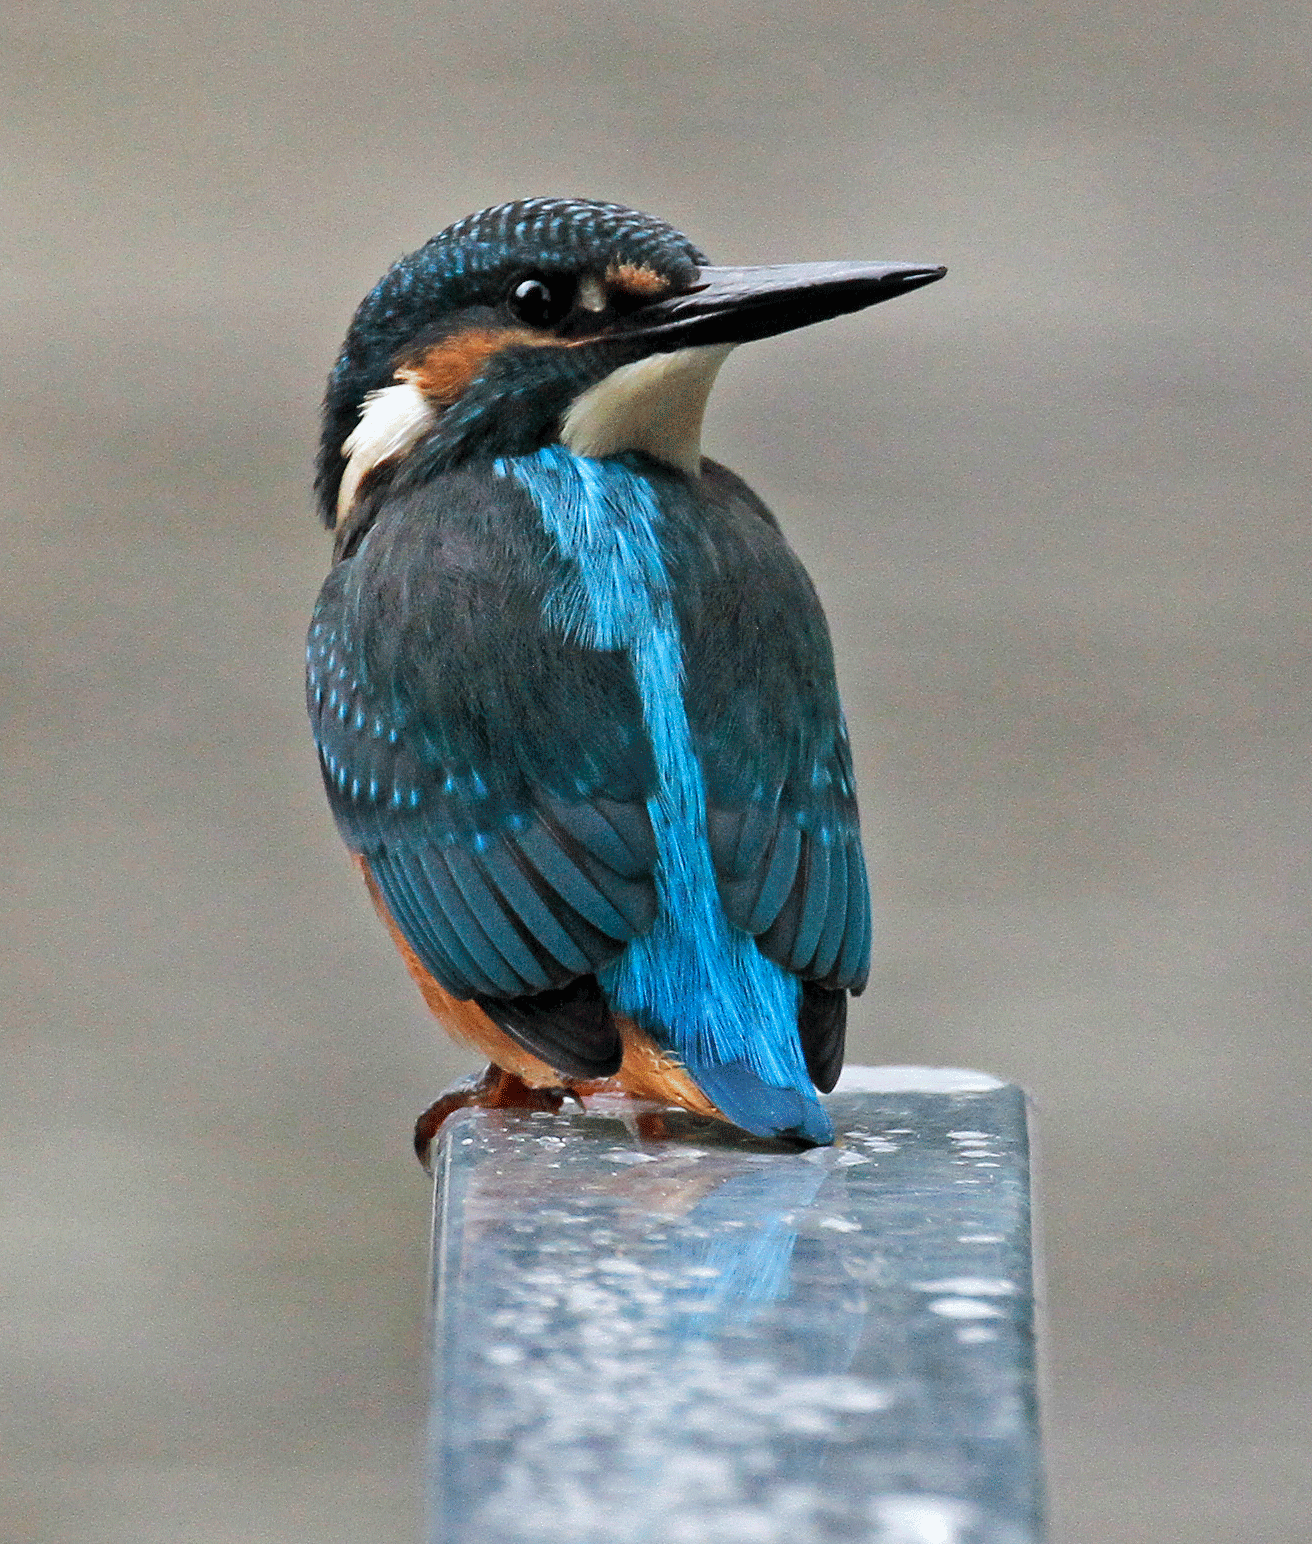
[706,722,870,992]
[307,466,659,1076]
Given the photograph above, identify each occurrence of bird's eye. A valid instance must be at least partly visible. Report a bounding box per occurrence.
[509,274,575,328]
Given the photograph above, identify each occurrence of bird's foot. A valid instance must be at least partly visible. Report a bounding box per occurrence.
[414,1065,581,1171]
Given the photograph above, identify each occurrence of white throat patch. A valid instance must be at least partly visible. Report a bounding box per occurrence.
[560,344,732,476]
[335,376,436,526]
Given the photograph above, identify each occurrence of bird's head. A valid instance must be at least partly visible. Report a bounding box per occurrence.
[317,197,944,529]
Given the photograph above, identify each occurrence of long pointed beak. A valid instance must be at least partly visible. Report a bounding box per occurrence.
[612,260,946,350]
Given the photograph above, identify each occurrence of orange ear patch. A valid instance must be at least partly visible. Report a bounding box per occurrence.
[606,261,670,300]
[401,326,544,407]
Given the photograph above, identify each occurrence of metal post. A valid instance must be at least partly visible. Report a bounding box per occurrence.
[429,1066,1043,1543]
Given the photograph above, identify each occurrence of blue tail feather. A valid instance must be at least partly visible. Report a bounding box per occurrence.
[693,1061,834,1147]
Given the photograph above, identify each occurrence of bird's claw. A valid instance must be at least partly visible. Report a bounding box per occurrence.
[414,1065,580,1171]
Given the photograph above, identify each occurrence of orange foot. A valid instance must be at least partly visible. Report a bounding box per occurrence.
[414,1065,581,1170]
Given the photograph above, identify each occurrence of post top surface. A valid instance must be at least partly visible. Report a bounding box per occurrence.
[429,1069,1041,1542]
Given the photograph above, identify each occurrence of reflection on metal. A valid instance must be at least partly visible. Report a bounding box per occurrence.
[429,1066,1042,1544]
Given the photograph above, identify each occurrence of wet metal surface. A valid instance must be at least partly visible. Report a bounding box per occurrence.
[430,1069,1039,1543]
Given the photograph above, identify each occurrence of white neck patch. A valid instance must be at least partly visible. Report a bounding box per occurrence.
[335,375,436,526]
[560,344,732,477]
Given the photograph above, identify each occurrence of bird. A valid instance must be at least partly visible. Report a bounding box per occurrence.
[306,197,944,1157]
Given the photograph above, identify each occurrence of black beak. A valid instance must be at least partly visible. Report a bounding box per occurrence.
[613,260,946,351]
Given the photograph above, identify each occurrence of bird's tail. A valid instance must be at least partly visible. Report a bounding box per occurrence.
[692,1059,833,1147]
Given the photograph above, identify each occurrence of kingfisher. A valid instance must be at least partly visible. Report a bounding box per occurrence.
[307,197,944,1156]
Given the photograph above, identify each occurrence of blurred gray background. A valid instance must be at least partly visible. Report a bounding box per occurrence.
[3,2,1308,1540]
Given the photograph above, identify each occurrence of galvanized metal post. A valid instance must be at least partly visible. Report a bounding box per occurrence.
[428,1066,1043,1544]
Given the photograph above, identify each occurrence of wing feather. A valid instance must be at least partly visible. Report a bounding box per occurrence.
[744,820,803,934]
[510,824,640,941]
[372,851,478,996]
[676,466,872,999]
[307,467,659,1077]
[592,795,659,870]
[414,848,534,995]
[834,846,871,991]
[792,835,830,971]
[537,792,648,878]
[809,838,848,981]
[476,841,594,978]
[442,845,555,993]
[799,983,847,1093]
